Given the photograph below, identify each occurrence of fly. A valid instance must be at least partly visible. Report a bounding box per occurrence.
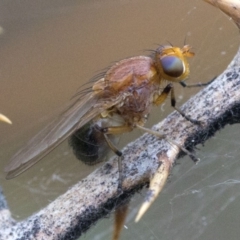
[5,45,196,180]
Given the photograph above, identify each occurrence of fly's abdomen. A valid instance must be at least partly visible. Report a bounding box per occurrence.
[69,121,111,165]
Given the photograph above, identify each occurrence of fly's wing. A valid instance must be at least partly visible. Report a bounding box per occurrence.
[5,92,121,179]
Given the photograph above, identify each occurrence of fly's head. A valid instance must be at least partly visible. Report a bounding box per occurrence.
[154,45,195,82]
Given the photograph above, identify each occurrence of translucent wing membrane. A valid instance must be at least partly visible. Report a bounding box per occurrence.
[5,92,121,179]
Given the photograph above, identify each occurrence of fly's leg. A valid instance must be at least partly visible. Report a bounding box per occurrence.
[154,83,201,125]
[103,133,123,189]
[95,124,133,188]
[136,124,199,162]
[179,76,216,88]
[170,85,201,125]
[103,133,122,158]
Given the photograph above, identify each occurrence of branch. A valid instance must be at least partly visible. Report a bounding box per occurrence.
[1,0,240,239]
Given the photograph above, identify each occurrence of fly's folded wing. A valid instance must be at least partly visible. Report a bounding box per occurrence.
[5,92,121,179]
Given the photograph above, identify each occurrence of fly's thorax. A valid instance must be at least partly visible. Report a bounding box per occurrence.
[90,55,161,127]
[92,56,158,98]
[154,45,194,82]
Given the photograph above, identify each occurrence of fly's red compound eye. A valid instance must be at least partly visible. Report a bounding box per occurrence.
[160,55,184,78]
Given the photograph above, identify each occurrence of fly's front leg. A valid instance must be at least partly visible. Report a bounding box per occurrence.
[154,83,172,106]
[154,83,201,125]
[179,76,217,88]
[170,86,201,125]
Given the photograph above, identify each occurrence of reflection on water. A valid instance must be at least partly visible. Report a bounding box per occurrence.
[0,0,239,240]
